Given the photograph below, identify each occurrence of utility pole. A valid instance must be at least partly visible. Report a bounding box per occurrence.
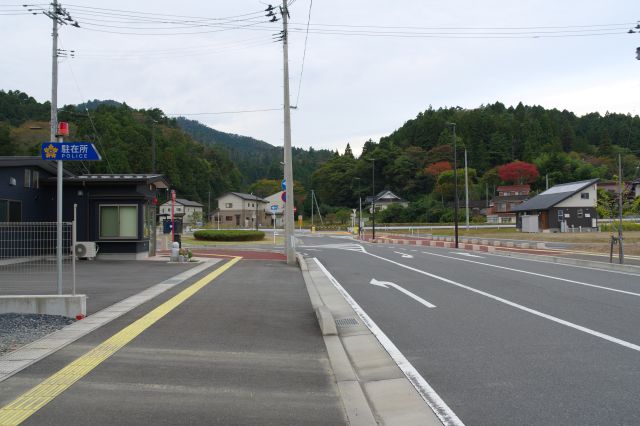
[449,123,459,248]
[51,0,62,294]
[311,189,314,229]
[464,148,469,230]
[370,159,376,241]
[151,119,157,174]
[280,1,295,264]
[355,177,362,239]
[618,153,624,263]
[207,191,211,224]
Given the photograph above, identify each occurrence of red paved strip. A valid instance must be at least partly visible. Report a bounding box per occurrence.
[157,249,286,261]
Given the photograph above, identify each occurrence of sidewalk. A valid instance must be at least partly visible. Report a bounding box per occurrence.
[0,257,349,425]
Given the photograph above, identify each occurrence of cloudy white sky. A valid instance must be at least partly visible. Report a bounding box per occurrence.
[1,1,638,155]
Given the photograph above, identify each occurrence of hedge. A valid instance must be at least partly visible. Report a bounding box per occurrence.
[600,222,640,232]
[193,230,265,242]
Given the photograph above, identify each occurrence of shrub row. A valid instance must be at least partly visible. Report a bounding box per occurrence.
[193,230,265,241]
[600,222,640,232]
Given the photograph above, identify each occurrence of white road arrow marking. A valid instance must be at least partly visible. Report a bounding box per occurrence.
[393,251,414,258]
[449,252,484,259]
[369,278,436,308]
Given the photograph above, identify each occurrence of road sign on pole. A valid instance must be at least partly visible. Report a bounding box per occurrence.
[281,179,286,190]
[281,191,286,202]
[41,141,101,161]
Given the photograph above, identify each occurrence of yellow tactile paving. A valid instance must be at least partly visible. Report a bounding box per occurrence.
[0,256,242,426]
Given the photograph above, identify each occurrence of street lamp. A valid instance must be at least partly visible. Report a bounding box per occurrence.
[447,123,459,249]
[353,177,363,239]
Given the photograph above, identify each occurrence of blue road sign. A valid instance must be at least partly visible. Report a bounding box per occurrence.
[41,142,101,161]
[270,205,278,211]
[281,179,286,190]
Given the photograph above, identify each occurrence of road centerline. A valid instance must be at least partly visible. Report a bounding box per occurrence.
[364,251,640,353]
[0,257,242,426]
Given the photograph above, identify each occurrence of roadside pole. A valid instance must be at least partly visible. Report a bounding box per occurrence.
[618,153,624,263]
[465,149,469,230]
[51,0,63,294]
[281,0,295,265]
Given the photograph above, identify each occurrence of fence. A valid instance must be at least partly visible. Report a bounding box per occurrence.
[0,222,74,293]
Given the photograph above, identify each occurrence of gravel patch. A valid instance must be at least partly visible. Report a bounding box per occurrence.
[0,313,75,355]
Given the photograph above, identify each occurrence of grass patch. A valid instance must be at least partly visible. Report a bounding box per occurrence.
[193,230,265,242]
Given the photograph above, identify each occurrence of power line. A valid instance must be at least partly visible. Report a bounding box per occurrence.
[293,0,312,108]
[167,108,282,116]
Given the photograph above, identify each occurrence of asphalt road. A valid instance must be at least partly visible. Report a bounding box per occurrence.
[298,234,640,425]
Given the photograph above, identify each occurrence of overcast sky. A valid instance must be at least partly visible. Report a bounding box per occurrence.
[1,1,638,155]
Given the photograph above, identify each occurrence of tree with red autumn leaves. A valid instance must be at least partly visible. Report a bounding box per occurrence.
[497,161,539,184]
[425,161,452,176]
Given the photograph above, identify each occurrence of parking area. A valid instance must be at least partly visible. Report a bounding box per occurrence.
[0,260,198,314]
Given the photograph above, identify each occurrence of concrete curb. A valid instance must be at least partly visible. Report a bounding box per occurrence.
[493,250,640,274]
[297,254,443,426]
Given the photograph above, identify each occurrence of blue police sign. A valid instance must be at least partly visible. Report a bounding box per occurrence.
[41,142,101,161]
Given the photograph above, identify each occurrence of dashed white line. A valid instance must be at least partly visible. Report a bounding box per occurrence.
[365,251,640,353]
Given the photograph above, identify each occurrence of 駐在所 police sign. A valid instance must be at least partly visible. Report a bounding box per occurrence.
[41,142,102,161]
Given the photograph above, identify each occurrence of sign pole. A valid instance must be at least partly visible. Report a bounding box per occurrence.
[171,190,176,242]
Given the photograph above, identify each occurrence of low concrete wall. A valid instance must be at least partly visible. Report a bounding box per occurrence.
[0,295,86,318]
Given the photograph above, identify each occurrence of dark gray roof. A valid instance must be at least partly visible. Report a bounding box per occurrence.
[365,189,406,204]
[63,174,169,188]
[175,198,203,207]
[0,156,75,176]
[511,179,598,212]
[228,192,267,202]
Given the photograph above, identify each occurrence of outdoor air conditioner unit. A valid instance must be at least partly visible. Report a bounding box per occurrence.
[75,242,98,259]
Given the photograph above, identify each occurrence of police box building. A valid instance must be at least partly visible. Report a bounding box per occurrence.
[0,156,168,259]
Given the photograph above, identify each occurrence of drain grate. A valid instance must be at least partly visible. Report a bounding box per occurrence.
[335,317,359,327]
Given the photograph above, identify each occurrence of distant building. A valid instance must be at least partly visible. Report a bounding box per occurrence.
[263,191,285,227]
[365,190,408,213]
[512,179,599,232]
[214,192,269,228]
[159,198,203,225]
[485,185,531,224]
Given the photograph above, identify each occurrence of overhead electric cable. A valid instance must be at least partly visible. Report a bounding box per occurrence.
[167,108,282,116]
[293,0,312,108]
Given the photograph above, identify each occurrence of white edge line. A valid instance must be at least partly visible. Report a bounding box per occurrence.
[483,249,640,277]
[313,257,464,426]
[364,251,640,353]
[422,251,640,298]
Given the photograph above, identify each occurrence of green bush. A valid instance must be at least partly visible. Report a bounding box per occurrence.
[600,222,640,232]
[193,230,265,241]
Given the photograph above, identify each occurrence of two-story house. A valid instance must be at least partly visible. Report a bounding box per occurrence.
[158,198,203,225]
[214,192,269,228]
[486,185,531,224]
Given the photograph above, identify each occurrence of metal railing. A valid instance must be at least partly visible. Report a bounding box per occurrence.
[0,222,74,293]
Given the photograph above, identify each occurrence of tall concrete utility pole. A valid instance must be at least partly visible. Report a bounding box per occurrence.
[51,0,63,294]
[464,149,469,230]
[449,123,459,248]
[281,0,295,264]
[618,153,624,263]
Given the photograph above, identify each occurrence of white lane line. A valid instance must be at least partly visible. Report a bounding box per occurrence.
[484,250,640,277]
[370,278,436,308]
[366,252,640,353]
[394,251,414,258]
[313,258,463,426]
[423,251,640,298]
[449,252,484,259]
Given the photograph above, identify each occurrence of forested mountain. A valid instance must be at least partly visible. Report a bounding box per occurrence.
[0,90,241,204]
[312,102,640,215]
[176,116,334,188]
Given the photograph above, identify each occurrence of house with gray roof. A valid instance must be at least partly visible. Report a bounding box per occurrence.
[365,189,408,213]
[214,192,269,228]
[511,179,599,232]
